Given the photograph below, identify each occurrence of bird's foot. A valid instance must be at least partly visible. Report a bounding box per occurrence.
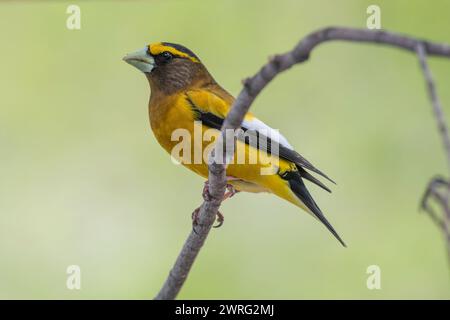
[223,184,239,201]
[203,178,240,201]
[195,178,236,231]
[223,176,240,201]
[191,207,224,232]
[213,211,224,228]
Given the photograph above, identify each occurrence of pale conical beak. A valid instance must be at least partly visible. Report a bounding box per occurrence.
[123,47,155,73]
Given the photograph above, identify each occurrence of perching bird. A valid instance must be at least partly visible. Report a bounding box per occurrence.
[124,42,346,246]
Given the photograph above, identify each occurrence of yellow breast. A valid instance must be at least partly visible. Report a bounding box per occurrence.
[148,92,295,194]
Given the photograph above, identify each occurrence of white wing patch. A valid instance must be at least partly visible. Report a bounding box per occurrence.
[242,118,293,150]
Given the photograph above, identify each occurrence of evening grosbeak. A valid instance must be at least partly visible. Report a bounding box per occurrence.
[124,42,345,246]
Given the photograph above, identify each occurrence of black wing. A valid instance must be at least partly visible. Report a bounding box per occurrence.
[187,96,335,189]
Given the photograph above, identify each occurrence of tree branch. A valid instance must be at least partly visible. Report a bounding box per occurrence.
[155,27,450,300]
[416,43,450,171]
[416,43,450,261]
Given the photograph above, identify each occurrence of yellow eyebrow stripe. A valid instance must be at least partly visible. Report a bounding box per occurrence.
[148,43,199,63]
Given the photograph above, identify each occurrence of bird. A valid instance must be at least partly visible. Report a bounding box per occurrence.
[123,42,346,246]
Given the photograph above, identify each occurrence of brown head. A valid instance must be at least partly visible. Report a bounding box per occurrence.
[123,42,215,95]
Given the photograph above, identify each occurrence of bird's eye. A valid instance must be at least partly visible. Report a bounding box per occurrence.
[156,51,173,65]
[162,51,173,60]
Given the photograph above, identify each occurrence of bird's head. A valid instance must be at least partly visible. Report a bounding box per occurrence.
[123,42,213,94]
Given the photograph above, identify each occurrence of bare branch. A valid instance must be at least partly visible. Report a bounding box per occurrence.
[416,43,450,260]
[416,42,450,260]
[416,44,450,172]
[155,27,450,300]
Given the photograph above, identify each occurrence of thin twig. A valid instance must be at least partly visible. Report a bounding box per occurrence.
[155,27,450,299]
[416,43,450,261]
[416,44,450,171]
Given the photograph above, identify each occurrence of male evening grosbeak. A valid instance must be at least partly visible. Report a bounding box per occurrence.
[124,42,345,246]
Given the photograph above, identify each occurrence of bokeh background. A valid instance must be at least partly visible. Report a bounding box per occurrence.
[0,0,449,299]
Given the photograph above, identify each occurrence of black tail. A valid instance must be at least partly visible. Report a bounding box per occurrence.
[298,167,331,193]
[284,171,346,247]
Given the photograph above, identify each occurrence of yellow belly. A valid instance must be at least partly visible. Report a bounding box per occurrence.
[148,94,298,201]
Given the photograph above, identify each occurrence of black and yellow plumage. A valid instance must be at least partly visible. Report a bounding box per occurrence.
[124,42,346,246]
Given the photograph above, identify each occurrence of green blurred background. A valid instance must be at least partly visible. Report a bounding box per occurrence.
[0,0,449,299]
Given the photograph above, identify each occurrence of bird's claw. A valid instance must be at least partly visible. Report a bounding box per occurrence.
[194,179,236,232]
[223,184,239,201]
[191,207,224,231]
[203,180,239,201]
[213,211,224,228]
